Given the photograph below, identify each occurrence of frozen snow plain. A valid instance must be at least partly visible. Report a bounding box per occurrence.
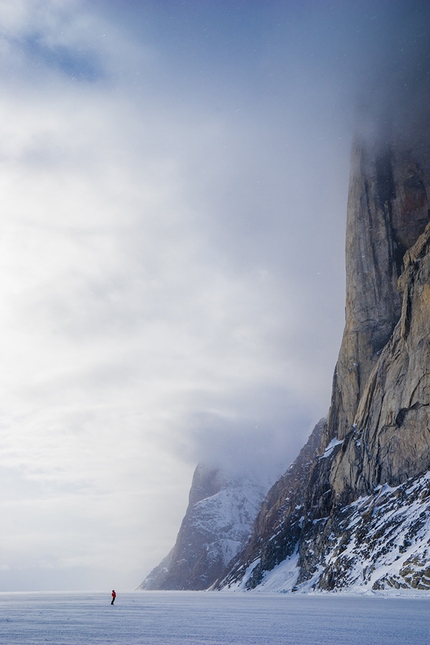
[0,591,428,644]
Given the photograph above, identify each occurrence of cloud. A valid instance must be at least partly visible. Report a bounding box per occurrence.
[0,0,428,590]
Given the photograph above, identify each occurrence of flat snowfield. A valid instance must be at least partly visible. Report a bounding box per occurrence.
[0,591,428,644]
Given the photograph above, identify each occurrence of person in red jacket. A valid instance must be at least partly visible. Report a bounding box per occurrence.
[111,589,116,605]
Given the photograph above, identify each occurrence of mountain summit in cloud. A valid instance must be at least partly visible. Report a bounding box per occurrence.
[139,464,266,590]
[141,124,430,592]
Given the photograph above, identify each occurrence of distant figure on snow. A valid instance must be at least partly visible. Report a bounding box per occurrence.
[111,589,116,605]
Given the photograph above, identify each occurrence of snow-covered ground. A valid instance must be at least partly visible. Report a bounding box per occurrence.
[0,591,428,644]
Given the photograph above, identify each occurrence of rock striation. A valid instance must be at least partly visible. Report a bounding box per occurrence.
[326,142,430,445]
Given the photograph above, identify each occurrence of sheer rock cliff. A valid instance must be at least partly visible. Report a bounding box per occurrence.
[326,142,430,445]
[215,141,430,592]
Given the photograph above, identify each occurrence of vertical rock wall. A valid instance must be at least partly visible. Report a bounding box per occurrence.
[327,143,430,443]
[330,223,430,502]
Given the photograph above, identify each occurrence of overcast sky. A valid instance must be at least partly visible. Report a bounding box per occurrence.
[0,0,428,592]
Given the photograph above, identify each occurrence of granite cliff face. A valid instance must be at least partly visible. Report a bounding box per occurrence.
[327,143,430,445]
[215,141,430,592]
[331,223,430,503]
[139,464,265,590]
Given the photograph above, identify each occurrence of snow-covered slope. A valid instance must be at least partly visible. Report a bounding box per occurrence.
[189,477,266,570]
[139,465,266,590]
[223,471,430,592]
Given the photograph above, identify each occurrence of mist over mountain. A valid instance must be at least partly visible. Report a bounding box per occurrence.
[139,1,430,589]
[139,464,267,591]
[143,127,430,592]
[216,129,430,592]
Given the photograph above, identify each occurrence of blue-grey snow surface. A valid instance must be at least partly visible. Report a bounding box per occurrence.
[0,591,428,644]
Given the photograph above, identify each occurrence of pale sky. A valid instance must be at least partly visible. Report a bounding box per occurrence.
[0,0,428,591]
